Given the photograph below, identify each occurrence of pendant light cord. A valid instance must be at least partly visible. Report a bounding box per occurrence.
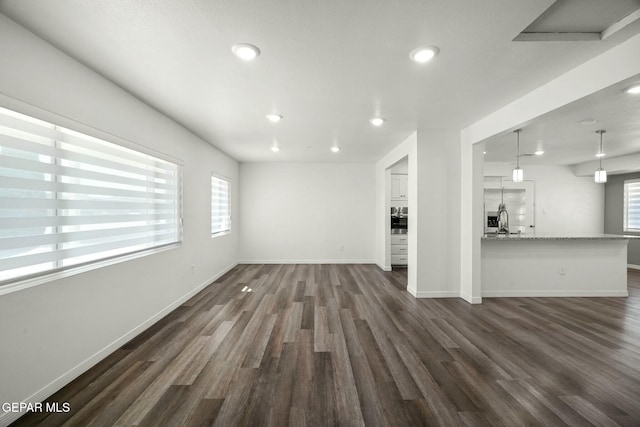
[599,131,603,169]
[597,130,606,170]
[515,129,521,168]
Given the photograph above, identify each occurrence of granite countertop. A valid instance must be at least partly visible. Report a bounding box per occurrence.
[482,233,640,241]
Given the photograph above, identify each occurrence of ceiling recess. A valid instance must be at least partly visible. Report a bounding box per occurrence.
[514,0,640,41]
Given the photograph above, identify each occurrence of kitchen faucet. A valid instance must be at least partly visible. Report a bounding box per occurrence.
[497,188,509,234]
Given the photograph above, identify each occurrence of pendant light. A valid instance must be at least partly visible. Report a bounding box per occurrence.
[594,130,607,183]
[512,129,523,182]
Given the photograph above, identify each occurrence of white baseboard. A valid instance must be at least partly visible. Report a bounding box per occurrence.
[0,262,237,427]
[375,261,392,272]
[628,264,640,270]
[482,289,629,298]
[408,288,460,299]
[237,259,376,264]
[460,293,483,304]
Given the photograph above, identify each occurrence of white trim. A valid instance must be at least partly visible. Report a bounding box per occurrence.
[376,262,392,272]
[409,290,460,299]
[0,262,237,427]
[211,230,232,239]
[0,243,181,296]
[237,259,376,264]
[211,173,231,236]
[628,264,640,270]
[624,180,640,233]
[460,292,483,304]
[602,8,640,40]
[0,92,183,165]
[482,290,629,298]
[514,32,600,42]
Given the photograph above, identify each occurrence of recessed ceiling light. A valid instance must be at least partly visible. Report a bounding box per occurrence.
[331,146,341,153]
[625,84,640,95]
[370,117,385,126]
[270,145,280,152]
[266,114,282,123]
[483,151,487,155]
[231,43,261,61]
[595,152,606,158]
[534,150,544,156]
[410,46,440,63]
[579,118,597,126]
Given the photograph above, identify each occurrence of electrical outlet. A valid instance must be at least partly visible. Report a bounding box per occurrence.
[339,245,344,252]
[190,264,195,274]
[559,266,565,275]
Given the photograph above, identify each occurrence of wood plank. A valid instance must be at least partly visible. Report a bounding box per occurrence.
[12,266,640,426]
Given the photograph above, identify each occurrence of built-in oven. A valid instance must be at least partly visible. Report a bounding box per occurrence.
[391,207,408,234]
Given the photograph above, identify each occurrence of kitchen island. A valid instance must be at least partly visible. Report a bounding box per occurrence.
[481,233,638,297]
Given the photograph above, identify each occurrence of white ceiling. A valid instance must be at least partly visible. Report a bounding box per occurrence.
[1,0,639,163]
[482,74,640,167]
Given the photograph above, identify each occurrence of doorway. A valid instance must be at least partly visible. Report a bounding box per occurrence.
[387,157,409,274]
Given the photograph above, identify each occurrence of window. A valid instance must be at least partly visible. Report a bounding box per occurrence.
[0,106,182,285]
[624,179,640,232]
[211,174,230,236]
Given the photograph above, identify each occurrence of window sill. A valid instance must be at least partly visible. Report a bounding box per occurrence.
[211,230,231,239]
[0,243,181,296]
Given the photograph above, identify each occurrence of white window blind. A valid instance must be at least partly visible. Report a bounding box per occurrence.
[0,106,182,284]
[624,179,640,232]
[211,174,230,236]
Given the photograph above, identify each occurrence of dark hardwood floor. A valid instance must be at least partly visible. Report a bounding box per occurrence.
[13,265,640,426]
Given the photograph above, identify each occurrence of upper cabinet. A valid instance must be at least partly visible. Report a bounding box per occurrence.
[391,174,408,200]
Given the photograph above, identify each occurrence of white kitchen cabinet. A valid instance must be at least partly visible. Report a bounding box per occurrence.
[390,235,408,245]
[390,234,408,265]
[391,174,408,200]
[391,254,408,265]
[391,245,408,255]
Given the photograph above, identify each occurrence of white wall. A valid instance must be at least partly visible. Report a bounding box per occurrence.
[459,134,484,304]
[374,130,463,298]
[484,163,604,234]
[446,131,462,298]
[238,162,375,263]
[0,15,238,423]
[412,129,461,297]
